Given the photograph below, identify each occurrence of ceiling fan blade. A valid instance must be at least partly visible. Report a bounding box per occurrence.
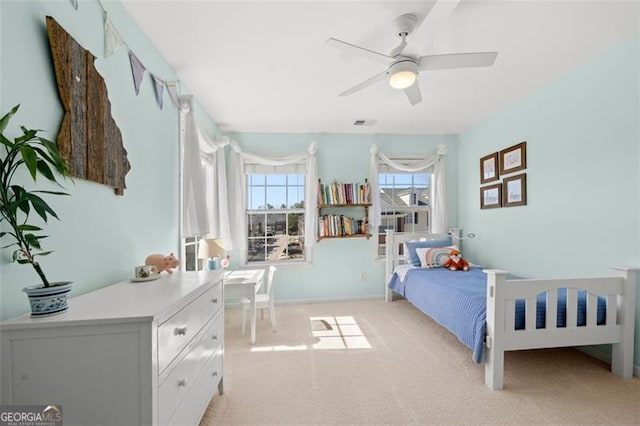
[326,38,394,65]
[339,71,388,97]
[418,52,498,71]
[411,0,462,50]
[404,80,422,106]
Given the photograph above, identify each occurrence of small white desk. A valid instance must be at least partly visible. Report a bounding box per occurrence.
[224,269,265,344]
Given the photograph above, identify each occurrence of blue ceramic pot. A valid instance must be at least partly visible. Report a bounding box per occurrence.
[23,282,73,317]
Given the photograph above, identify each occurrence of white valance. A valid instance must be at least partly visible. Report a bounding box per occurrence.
[228,141,318,262]
[369,144,448,234]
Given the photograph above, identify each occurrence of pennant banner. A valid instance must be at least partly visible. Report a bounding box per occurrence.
[128,51,146,95]
[77,2,182,110]
[153,75,164,110]
[104,17,124,57]
[165,81,181,109]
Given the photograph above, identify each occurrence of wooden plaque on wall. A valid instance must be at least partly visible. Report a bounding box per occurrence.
[46,16,130,195]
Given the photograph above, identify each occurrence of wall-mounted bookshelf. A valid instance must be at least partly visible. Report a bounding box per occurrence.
[317,179,371,241]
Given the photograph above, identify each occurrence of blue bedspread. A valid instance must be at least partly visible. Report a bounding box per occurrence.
[388,267,606,364]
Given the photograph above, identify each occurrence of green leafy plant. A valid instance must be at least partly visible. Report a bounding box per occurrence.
[0,105,70,288]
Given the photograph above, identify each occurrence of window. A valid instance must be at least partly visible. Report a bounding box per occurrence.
[378,170,431,256]
[246,173,305,263]
[183,236,205,271]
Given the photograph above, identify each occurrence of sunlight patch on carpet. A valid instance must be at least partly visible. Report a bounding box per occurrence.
[310,316,372,349]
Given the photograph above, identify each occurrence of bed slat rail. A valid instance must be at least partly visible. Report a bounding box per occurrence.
[485,268,637,390]
[546,291,558,330]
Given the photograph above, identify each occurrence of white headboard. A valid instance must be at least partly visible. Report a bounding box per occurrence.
[384,228,459,302]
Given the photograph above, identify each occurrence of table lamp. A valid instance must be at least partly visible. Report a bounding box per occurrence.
[197,238,226,270]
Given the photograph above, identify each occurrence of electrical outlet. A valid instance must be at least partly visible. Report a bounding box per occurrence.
[360,272,367,281]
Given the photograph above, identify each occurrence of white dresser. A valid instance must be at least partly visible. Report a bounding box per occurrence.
[0,270,224,425]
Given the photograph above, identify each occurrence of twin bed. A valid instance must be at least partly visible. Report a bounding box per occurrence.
[384,229,637,390]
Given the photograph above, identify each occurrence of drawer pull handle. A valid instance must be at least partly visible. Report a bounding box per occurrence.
[174,327,188,336]
[178,378,188,387]
[211,298,218,304]
[212,335,218,341]
[212,371,218,377]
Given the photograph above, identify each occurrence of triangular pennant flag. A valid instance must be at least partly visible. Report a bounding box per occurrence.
[104,16,124,57]
[128,51,146,95]
[70,0,78,10]
[152,75,164,110]
[165,81,181,109]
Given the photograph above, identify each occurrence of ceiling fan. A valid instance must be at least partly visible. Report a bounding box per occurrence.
[326,1,498,106]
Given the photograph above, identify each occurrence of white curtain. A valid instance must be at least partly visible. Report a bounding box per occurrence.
[198,132,234,248]
[228,141,318,262]
[181,95,209,237]
[369,144,448,234]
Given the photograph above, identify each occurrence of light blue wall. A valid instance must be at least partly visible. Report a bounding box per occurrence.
[228,132,459,302]
[0,1,182,319]
[457,35,640,365]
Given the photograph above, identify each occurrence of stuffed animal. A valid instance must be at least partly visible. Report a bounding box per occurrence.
[443,249,470,271]
[145,253,180,274]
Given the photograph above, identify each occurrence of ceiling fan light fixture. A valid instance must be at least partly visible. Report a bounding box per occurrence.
[388,60,417,89]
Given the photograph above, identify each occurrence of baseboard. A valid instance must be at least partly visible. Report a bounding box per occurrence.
[578,346,640,378]
[224,295,382,308]
[275,295,383,305]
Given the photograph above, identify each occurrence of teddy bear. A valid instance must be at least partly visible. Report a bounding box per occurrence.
[442,249,470,271]
[145,253,180,274]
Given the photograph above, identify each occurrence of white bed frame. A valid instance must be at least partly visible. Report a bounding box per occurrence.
[384,229,637,390]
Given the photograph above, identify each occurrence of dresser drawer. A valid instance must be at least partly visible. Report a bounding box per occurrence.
[158,312,222,426]
[157,280,222,372]
[167,349,223,426]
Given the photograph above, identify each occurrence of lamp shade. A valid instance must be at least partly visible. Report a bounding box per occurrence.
[197,238,225,259]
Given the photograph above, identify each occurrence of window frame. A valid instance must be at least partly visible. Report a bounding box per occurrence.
[376,163,434,259]
[244,169,308,266]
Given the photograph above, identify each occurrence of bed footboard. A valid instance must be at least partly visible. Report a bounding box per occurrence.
[484,268,637,390]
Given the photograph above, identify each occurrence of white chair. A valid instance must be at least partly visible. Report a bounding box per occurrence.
[241,265,277,335]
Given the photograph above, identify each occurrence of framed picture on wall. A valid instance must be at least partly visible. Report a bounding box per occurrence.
[499,141,527,175]
[480,183,502,209]
[502,173,527,207]
[480,152,499,184]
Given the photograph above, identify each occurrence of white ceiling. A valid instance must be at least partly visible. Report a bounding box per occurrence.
[121,0,639,135]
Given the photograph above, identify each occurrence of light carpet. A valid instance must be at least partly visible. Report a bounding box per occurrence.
[200,299,639,425]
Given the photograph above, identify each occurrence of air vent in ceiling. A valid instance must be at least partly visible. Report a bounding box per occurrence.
[353,119,377,126]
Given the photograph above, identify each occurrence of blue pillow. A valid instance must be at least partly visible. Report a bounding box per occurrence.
[405,238,452,266]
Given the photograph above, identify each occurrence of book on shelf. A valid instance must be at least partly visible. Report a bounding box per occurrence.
[317,179,371,205]
[318,214,368,238]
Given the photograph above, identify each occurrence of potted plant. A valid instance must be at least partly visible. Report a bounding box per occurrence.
[0,105,72,316]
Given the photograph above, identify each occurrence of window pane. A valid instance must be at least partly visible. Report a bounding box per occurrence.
[287,174,303,185]
[287,186,304,208]
[267,213,286,235]
[266,174,286,185]
[249,186,266,210]
[266,186,287,210]
[414,174,429,187]
[248,239,266,262]
[248,214,266,237]
[393,174,412,186]
[287,213,304,235]
[250,174,266,185]
[185,242,196,271]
